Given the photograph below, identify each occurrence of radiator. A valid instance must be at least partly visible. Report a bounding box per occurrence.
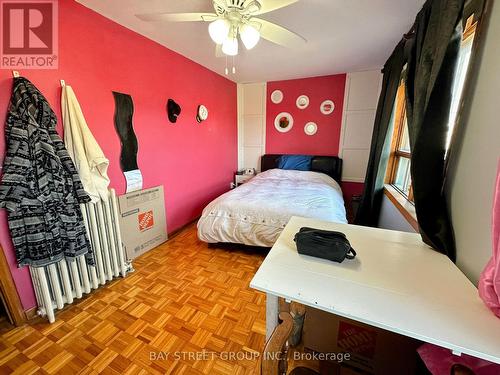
[29,189,131,323]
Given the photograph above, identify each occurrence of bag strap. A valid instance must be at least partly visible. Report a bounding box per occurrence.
[345,248,357,260]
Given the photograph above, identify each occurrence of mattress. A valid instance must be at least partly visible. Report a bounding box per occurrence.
[197,169,347,247]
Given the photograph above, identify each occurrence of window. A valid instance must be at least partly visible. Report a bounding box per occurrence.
[385,15,478,204]
[385,81,414,201]
[446,15,477,154]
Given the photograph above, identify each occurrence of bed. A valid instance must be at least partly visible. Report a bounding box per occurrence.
[197,155,347,247]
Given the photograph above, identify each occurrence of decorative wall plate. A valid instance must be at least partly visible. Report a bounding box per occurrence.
[271,90,284,104]
[196,104,208,123]
[304,122,317,136]
[274,112,294,133]
[320,100,335,115]
[296,95,309,109]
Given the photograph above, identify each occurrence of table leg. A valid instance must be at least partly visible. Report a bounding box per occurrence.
[266,293,279,340]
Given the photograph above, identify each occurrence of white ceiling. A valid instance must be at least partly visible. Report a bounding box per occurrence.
[76,0,424,83]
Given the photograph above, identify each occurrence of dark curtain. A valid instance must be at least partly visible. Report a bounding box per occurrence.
[355,42,406,226]
[405,0,465,261]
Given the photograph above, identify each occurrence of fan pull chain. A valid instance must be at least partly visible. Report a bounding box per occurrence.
[223,55,237,75]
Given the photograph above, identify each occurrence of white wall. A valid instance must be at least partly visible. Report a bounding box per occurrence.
[339,70,382,182]
[446,1,500,285]
[378,195,417,233]
[237,83,267,171]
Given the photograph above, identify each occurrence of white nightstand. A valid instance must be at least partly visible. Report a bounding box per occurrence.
[234,173,254,187]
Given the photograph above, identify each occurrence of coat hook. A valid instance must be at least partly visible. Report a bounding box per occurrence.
[60,79,65,87]
[12,71,19,78]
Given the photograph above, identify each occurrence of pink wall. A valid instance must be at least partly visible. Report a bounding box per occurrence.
[266,74,346,156]
[265,74,363,208]
[0,0,237,310]
[341,182,365,208]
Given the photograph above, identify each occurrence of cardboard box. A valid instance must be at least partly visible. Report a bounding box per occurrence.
[303,307,422,375]
[118,186,168,261]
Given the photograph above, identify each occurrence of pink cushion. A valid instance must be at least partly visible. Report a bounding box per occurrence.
[479,161,500,317]
[418,344,500,375]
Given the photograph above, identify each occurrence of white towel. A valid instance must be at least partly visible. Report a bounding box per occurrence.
[61,85,110,202]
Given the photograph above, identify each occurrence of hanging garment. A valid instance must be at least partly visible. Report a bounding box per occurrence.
[61,85,110,202]
[0,77,93,267]
[479,161,500,318]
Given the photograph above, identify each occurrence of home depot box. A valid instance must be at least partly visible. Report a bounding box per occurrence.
[303,307,421,374]
[118,186,167,261]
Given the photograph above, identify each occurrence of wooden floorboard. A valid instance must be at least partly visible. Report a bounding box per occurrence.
[0,224,268,374]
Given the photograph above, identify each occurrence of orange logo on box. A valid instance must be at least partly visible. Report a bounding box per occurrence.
[138,210,154,231]
[337,321,377,359]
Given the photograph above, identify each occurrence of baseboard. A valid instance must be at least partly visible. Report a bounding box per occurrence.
[168,217,200,240]
[25,306,38,321]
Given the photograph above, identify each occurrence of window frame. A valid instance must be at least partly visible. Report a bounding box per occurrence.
[385,81,414,203]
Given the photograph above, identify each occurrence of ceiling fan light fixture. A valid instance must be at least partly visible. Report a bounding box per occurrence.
[240,23,260,50]
[222,36,239,56]
[208,18,230,44]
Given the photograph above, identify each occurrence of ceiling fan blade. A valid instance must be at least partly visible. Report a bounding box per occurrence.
[254,0,299,15]
[136,12,217,22]
[215,44,224,58]
[252,18,306,48]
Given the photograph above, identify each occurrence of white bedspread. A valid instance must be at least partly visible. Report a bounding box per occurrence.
[197,169,347,247]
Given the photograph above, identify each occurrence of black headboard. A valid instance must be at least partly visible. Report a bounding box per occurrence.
[261,154,343,183]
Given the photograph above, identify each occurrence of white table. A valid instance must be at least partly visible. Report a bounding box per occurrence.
[250,216,500,364]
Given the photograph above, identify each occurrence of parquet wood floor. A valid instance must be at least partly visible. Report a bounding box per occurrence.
[0,224,268,374]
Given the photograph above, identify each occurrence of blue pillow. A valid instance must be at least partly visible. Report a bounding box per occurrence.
[278,155,313,171]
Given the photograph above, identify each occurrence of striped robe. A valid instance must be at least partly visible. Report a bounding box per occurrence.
[0,77,93,267]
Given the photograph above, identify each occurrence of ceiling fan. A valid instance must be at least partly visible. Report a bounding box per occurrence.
[136,0,306,57]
